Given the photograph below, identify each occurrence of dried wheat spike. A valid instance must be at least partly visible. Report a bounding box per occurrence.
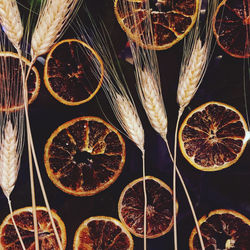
[140,69,168,138]
[177,39,206,109]
[31,0,79,58]
[116,94,144,151]
[0,0,23,49]
[0,120,19,198]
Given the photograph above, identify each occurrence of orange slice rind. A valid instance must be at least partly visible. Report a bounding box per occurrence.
[118,176,178,239]
[114,0,199,50]
[0,206,66,249]
[0,51,40,111]
[44,116,126,196]
[44,39,104,106]
[189,209,250,249]
[179,101,248,171]
[73,216,134,250]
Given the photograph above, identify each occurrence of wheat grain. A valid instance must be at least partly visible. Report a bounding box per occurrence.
[31,0,79,59]
[116,94,144,151]
[139,69,168,138]
[177,39,206,109]
[0,0,23,50]
[0,120,19,198]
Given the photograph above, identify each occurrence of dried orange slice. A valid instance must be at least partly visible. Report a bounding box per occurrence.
[114,0,199,50]
[0,51,40,111]
[213,0,250,58]
[44,116,126,196]
[73,216,134,249]
[0,206,66,249]
[118,176,177,239]
[44,39,104,105]
[189,209,250,249]
[179,102,249,171]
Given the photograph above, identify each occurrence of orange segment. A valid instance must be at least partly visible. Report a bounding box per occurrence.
[44,39,104,106]
[213,0,250,58]
[0,206,66,249]
[73,216,134,249]
[114,0,199,50]
[118,176,178,239]
[0,52,40,111]
[179,101,248,171]
[189,209,250,249]
[44,116,126,196]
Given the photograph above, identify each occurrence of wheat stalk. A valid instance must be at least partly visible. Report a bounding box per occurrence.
[0,0,23,50]
[177,39,206,110]
[0,120,26,250]
[139,69,168,138]
[31,0,79,59]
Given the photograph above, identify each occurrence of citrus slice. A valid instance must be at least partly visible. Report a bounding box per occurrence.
[44,39,104,105]
[114,0,199,50]
[189,209,250,249]
[179,101,248,171]
[44,116,126,196]
[118,176,177,238]
[73,216,134,249]
[0,206,66,249]
[0,51,40,111]
[213,0,250,58]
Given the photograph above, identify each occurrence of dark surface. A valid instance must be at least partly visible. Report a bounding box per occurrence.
[0,0,250,249]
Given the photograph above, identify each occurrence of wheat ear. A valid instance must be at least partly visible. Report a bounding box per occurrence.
[177,39,206,110]
[0,0,23,50]
[116,94,144,151]
[31,0,79,59]
[139,70,168,138]
[0,120,26,250]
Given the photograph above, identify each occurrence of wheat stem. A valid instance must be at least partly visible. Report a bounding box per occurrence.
[142,149,147,250]
[163,137,205,250]
[7,197,26,250]
[17,51,39,250]
[23,60,63,250]
[173,109,183,250]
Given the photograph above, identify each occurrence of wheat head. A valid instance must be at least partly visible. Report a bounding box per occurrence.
[116,94,144,151]
[139,69,168,138]
[0,120,19,198]
[0,0,23,49]
[31,0,79,59]
[177,39,206,109]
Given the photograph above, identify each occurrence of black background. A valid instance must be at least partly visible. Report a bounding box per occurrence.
[0,0,250,249]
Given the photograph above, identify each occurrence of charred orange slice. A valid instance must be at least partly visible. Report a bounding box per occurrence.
[0,206,66,249]
[44,39,104,105]
[118,176,177,239]
[73,216,134,249]
[213,0,250,58]
[0,52,40,111]
[114,0,199,50]
[44,116,126,196]
[189,209,250,249]
[179,102,249,171]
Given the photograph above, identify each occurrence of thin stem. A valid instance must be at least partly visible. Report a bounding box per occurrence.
[141,149,147,250]
[243,58,250,130]
[173,108,183,250]
[23,58,63,250]
[7,197,26,250]
[17,49,39,250]
[163,138,205,250]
